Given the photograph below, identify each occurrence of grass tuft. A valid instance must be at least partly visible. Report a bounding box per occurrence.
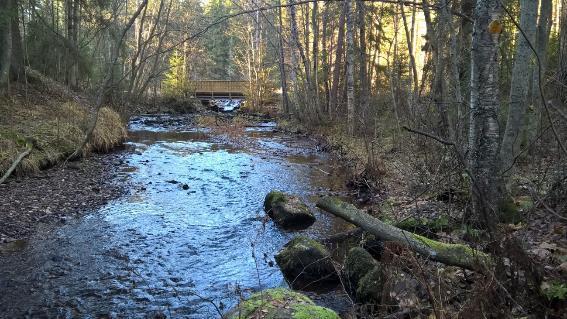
[0,86,126,178]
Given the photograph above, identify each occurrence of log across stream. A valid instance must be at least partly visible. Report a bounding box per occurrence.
[0,115,353,317]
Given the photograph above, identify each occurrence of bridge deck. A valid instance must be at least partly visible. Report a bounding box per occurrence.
[190,80,247,98]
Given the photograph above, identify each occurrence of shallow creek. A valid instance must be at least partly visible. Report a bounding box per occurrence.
[0,115,352,318]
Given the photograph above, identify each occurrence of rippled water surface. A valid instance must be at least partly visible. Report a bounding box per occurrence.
[0,115,349,318]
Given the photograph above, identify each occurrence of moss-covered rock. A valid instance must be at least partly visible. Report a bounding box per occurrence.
[344,247,377,291]
[275,236,339,290]
[226,288,339,319]
[356,266,384,303]
[264,191,316,230]
[344,247,383,303]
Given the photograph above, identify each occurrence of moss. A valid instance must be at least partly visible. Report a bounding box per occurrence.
[291,304,340,319]
[498,197,522,223]
[1,97,125,178]
[345,247,377,285]
[515,196,534,211]
[356,266,383,303]
[284,236,327,255]
[228,288,339,319]
[264,190,287,211]
[411,233,492,268]
[396,215,451,234]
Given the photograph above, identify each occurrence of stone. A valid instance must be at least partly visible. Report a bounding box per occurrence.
[275,236,339,290]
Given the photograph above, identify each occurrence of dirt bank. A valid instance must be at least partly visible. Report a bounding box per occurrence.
[0,152,128,243]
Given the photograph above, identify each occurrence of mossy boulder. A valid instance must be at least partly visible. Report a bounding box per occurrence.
[275,236,339,290]
[264,191,316,230]
[226,288,340,319]
[344,247,384,303]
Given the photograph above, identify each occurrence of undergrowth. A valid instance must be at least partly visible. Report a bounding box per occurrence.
[0,84,126,177]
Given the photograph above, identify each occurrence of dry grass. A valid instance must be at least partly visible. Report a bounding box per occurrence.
[0,86,126,177]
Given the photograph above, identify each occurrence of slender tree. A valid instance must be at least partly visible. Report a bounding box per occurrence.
[500,0,538,175]
[468,0,503,226]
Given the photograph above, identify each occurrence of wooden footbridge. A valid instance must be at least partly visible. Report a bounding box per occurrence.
[189,80,248,99]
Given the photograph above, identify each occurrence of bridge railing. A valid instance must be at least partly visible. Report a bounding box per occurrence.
[188,80,248,96]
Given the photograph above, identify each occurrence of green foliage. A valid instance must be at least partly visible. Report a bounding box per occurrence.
[228,288,339,319]
[162,50,188,97]
[542,282,567,301]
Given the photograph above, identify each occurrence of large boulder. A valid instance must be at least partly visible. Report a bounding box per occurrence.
[344,247,425,311]
[264,191,315,230]
[344,247,383,303]
[226,288,340,319]
[275,236,339,290]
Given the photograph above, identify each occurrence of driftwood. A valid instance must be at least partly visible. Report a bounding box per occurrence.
[316,197,493,273]
[0,143,32,184]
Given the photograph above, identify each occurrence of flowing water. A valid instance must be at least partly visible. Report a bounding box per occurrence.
[0,115,350,318]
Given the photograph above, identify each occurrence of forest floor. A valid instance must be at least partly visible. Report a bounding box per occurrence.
[0,152,127,244]
[276,116,567,317]
[0,76,127,243]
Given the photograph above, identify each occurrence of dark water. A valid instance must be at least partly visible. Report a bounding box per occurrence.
[0,115,350,318]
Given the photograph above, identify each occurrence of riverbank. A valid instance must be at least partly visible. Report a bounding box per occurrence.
[0,76,127,242]
[276,116,567,318]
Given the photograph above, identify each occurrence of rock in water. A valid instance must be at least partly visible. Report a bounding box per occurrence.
[264,191,315,230]
[275,236,339,290]
[226,288,339,319]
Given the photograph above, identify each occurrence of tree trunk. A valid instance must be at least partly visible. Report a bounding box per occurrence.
[357,0,369,124]
[316,197,493,273]
[329,1,347,118]
[560,0,567,99]
[467,0,503,227]
[10,2,24,83]
[66,0,79,89]
[0,0,14,93]
[399,2,418,103]
[527,0,552,145]
[321,3,330,112]
[277,0,290,115]
[345,0,355,135]
[500,0,538,174]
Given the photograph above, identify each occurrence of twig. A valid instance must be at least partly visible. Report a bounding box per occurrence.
[0,144,32,184]
[402,126,455,146]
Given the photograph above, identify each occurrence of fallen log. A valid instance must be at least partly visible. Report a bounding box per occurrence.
[0,144,32,184]
[316,197,493,273]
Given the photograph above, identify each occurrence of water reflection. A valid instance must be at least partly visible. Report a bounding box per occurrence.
[0,115,349,318]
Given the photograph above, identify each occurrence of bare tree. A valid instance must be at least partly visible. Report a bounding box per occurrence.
[500,0,538,175]
[345,0,355,135]
[467,0,503,225]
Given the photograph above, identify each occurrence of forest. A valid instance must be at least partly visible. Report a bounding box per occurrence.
[0,0,566,318]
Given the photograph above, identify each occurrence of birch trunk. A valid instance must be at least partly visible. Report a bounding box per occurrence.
[345,0,355,135]
[277,0,290,115]
[500,0,538,174]
[468,0,503,226]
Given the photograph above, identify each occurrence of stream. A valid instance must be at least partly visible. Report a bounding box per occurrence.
[0,115,351,318]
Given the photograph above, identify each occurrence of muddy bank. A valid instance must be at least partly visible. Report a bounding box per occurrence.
[0,152,128,243]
